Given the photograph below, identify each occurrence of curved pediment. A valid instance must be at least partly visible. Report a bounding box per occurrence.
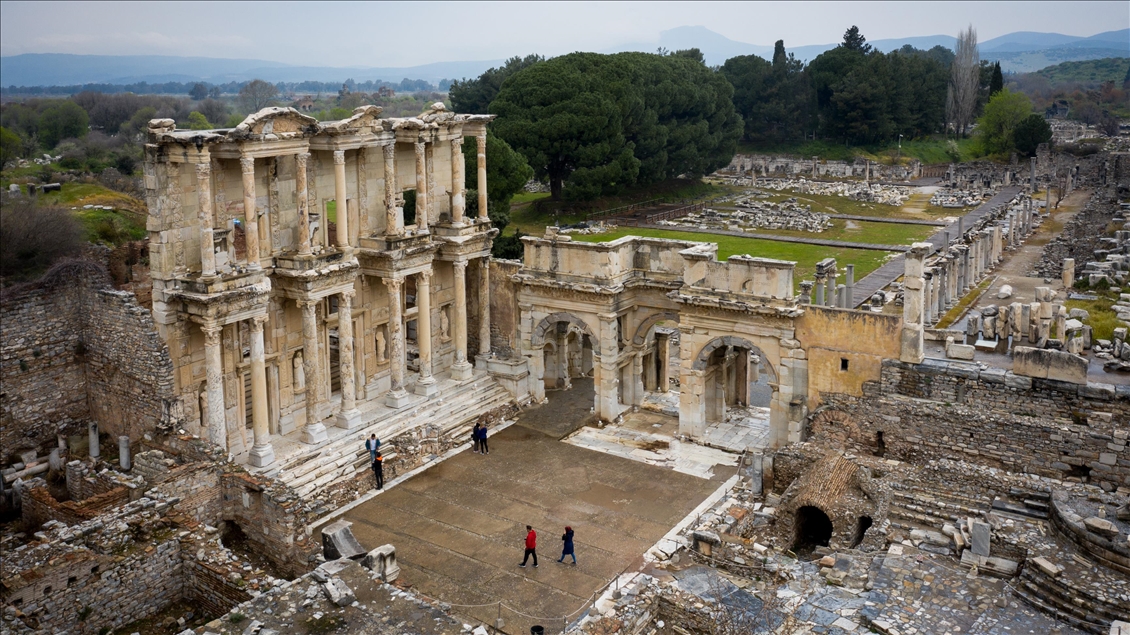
[229,107,320,140]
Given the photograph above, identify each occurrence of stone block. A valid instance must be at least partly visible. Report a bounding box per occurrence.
[322,577,355,606]
[946,343,975,360]
[1012,346,1087,384]
[1083,516,1119,538]
[321,520,366,561]
[361,544,400,582]
[1031,556,1061,577]
[970,521,990,557]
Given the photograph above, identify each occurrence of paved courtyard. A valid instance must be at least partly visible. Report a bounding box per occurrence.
[323,383,734,634]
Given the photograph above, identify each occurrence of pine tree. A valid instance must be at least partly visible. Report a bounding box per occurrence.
[989,62,1004,96]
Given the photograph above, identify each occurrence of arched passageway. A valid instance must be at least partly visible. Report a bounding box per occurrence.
[792,505,834,556]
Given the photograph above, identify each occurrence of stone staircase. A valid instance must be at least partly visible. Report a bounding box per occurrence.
[1013,556,1130,634]
[887,483,992,532]
[276,375,514,498]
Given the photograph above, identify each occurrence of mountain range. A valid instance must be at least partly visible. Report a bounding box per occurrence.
[1,27,1126,88]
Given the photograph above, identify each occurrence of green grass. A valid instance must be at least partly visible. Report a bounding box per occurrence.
[749,218,935,245]
[32,182,148,246]
[568,226,897,286]
[735,136,980,164]
[1065,291,1126,342]
[510,191,552,205]
[936,277,994,329]
[726,187,968,221]
[1034,58,1130,86]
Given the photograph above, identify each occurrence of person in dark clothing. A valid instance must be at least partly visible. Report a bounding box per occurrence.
[371,452,384,490]
[478,422,489,454]
[519,525,538,567]
[556,526,576,564]
[471,423,481,453]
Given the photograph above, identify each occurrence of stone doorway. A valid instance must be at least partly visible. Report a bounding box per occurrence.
[329,330,341,395]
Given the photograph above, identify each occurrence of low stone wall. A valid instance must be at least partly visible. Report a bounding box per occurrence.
[812,358,1130,491]
[185,560,253,618]
[221,471,319,579]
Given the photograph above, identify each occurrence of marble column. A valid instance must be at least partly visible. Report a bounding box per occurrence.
[88,422,100,460]
[118,436,131,470]
[333,150,350,252]
[298,300,327,443]
[195,161,217,278]
[296,152,312,256]
[384,278,411,407]
[813,273,826,306]
[478,257,491,356]
[383,143,402,236]
[426,144,436,225]
[845,264,855,309]
[414,141,429,232]
[414,270,437,396]
[202,322,228,450]
[451,261,473,380]
[248,315,275,466]
[239,155,261,269]
[657,333,670,393]
[336,291,361,428]
[476,133,488,222]
[923,271,934,324]
[450,138,465,225]
[900,244,931,364]
[825,267,837,307]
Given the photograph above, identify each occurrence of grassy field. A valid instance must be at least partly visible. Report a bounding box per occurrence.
[568,226,897,285]
[750,218,935,245]
[1033,57,1130,86]
[735,136,980,164]
[722,187,969,221]
[1065,291,1127,342]
[36,182,147,245]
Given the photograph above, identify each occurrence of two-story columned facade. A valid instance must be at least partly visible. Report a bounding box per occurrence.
[143,105,496,467]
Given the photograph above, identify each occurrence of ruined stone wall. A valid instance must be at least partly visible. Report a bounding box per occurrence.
[489,259,522,356]
[1033,186,1122,279]
[220,471,319,578]
[795,306,900,406]
[0,262,179,465]
[0,279,90,464]
[814,359,1130,491]
[184,560,254,618]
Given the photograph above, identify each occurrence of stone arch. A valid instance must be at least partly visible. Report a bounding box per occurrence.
[692,335,777,383]
[631,312,679,346]
[531,312,600,356]
[805,408,860,446]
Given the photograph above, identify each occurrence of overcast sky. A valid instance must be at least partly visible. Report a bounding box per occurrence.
[1,1,1127,67]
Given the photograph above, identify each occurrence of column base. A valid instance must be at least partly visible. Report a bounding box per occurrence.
[385,389,411,409]
[248,443,276,467]
[414,378,438,397]
[302,423,328,445]
[450,362,474,381]
[336,408,363,429]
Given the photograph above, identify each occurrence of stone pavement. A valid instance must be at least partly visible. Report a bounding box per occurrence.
[320,388,731,635]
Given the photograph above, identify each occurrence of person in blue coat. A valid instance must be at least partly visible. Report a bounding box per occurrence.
[556,526,575,565]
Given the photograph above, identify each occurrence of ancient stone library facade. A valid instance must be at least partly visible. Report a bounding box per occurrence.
[142,105,497,465]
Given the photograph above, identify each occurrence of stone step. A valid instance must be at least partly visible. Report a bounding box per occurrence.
[992,498,1049,520]
[1022,565,1130,623]
[890,490,988,518]
[1014,578,1109,634]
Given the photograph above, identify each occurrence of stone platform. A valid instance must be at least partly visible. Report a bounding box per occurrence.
[317,391,733,635]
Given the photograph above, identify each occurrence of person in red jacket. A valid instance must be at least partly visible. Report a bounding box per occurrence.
[519,525,538,567]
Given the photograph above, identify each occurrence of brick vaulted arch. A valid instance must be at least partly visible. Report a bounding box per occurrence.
[631,312,680,347]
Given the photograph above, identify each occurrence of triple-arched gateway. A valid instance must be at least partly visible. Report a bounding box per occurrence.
[513,233,815,448]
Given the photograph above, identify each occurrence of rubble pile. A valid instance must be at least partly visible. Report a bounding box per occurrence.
[928,188,985,208]
[658,203,831,233]
[754,177,912,206]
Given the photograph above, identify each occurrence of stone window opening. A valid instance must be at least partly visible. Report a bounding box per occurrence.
[67,576,76,585]
[792,505,834,556]
[42,586,51,596]
[1065,463,1091,481]
[327,295,339,315]
[851,516,873,548]
[12,599,22,607]
[875,431,886,457]
[840,358,849,371]
[90,566,98,574]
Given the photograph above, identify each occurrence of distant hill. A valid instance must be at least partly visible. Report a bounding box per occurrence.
[1033,57,1130,85]
[2,27,1127,88]
[0,53,503,88]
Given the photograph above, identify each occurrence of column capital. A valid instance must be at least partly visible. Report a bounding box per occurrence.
[251,314,268,330]
[240,155,255,173]
[201,322,223,343]
[453,260,468,273]
[418,269,432,282]
[479,257,490,270]
[333,149,345,165]
[295,151,310,167]
[383,276,403,291]
[451,137,463,149]
[383,142,395,157]
[340,289,355,303]
[414,140,426,154]
[195,162,211,178]
[476,133,487,148]
[297,298,318,312]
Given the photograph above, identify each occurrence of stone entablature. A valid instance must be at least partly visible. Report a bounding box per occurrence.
[142,105,497,466]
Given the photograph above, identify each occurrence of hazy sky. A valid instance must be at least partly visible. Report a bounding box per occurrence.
[1,1,1127,67]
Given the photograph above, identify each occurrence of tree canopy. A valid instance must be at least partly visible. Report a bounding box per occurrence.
[977,88,1035,155]
[490,51,741,201]
[238,79,278,113]
[450,55,544,114]
[463,131,534,232]
[1013,114,1052,157]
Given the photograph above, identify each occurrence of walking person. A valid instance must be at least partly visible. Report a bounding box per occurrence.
[556,526,576,565]
[478,421,490,455]
[519,525,538,567]
[471,422,481,453]
[365,434,381,463]
[371,452,384,490]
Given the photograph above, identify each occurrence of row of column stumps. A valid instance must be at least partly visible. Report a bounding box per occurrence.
[802,260,854,308]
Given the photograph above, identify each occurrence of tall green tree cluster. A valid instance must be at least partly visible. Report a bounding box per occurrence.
[721,40,812,145]
[450,54,545,114]
[490,51,741,200]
